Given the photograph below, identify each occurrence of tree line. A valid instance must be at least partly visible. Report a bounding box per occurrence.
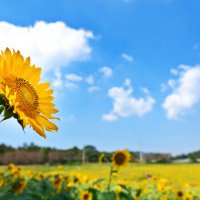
[0,143,139,165]
[1,143,198,165]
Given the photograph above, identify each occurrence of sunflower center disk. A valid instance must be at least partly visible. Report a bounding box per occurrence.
[15,78,39,117]
[114,153,126,165]
[83,194,89,200]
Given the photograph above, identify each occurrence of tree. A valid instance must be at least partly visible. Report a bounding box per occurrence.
[189,154,197,163]
[84,145,97,152]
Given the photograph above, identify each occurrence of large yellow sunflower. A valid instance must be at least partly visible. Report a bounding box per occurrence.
[0,48,58,138]
[112,149,131,168]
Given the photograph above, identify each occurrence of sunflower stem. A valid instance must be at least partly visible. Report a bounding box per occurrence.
[107,165,113,192]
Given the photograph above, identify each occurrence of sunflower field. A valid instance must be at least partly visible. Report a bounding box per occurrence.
[0,162,200,200]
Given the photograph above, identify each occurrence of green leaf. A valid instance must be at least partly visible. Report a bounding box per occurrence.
[135,188,142,197]
[17,119,25,132]
[0,94,5,104]
[98,192,116,200]
[88,188,98,200]
[92,178,106,186]
[0,107,13,122]
[119,192,134,200]
[0,94,7,106]
[0,105,4,115]
[0,186,15,200]
[118,184,131,193]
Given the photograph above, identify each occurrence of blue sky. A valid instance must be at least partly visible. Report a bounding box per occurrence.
[0,0,200,155]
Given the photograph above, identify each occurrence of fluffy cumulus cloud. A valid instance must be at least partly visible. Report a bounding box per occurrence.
[0,21,93,72]
[163,65,200,119]
[99,66,113,78]
[103,80,155,121]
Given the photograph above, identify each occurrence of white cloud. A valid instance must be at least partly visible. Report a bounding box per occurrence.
[122,53,134,62]
[161,83,168,92]
[161,67,186,92]
[65,81,78,90]
[167,79,176,89]
[85,75,94,84]
[99,66,113,78]
[52,71,63,89]
[179,64,190,71]
[170,69,178,75]
[52,72,79,90]
[103,80,155,121]
[88,86,100,93]
[102,113,118,121]
[53,72,95,91]
[0,21,93,72]
[162,65,200,119]
[140,87,150,95]
[65,74,83,82]
[124,78,132,87]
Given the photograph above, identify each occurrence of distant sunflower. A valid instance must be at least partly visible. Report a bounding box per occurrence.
[176,190,184,199]
[53,175,63,192]
[80,190,93,200]
[0,48,58,138]
[112,149,131,168]
[0,176,4,188]
[13,179,27,195]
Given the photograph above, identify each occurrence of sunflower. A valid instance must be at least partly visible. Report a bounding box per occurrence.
[0,176,4,188]
[176,190,184,199]
[112,149,131,168]
[53,175,63,192]
[12,179,27,195]
[7,163,15,171]
[0,48,58,138]
[80,190,93,200]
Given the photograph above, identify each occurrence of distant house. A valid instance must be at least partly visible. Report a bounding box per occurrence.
[141,153,172,163]
[173,158,191,163]
[173,158,200,163]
